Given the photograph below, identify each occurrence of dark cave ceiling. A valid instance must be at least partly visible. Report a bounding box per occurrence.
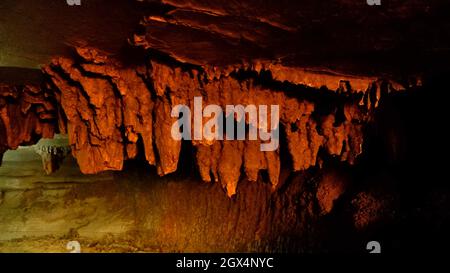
[0,0,146,69]
[1,0,449,84]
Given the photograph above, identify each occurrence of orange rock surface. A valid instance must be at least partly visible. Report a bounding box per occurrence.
[0,84,56,161]
[39,47,398,197]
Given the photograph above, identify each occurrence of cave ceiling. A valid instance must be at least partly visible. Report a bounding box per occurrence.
[0,0,449,82]
[0,0,147,69]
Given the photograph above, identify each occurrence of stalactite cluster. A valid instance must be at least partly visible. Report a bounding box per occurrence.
[39,47,401,196]
[0,84,56,163]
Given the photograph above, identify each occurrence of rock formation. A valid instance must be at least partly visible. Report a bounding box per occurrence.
[1,0,437,198]
[0,84,56,163]
[38,45,401,197]
[0,0,449,253]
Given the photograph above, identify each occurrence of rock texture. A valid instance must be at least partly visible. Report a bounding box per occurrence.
[0,0,449,253]
[134,0,450,79]
[2,0,445,197]
[0,151,345,253]
[40,46,400,197]
[0,84,56,162]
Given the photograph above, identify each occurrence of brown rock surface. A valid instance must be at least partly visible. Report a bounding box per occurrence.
[0,84,56,161]
[1,0,447,198]
[135,0,450,81]
[0,0,449,253]
[39,46,395,196]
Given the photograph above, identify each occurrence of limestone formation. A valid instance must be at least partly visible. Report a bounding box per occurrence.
[40,47,398,197]
[0,84,56,163]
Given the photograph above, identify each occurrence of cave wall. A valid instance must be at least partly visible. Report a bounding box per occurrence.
[0,48,401,252]
[0,145,382,253]
[1,78,448,253]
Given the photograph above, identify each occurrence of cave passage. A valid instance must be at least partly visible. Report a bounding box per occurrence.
[0,0,449,254]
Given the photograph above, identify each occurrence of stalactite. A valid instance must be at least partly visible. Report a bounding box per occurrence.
[40,47,396,197]
[0,84,57,163]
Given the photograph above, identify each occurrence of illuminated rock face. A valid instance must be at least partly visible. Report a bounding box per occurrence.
[0,39,401,198]
[0,84,56,161]
[0,0,449,253]
[38,46,398,197]
[0,0,445,198]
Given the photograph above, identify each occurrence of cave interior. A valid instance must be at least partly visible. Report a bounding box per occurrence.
[0,0,449,253]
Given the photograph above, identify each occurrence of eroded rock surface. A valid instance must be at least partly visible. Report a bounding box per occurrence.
[39,46,400,197]
[0,0,449,253]
[134,0,450,79]
[2,0,443,198]
[0,84,56,161]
